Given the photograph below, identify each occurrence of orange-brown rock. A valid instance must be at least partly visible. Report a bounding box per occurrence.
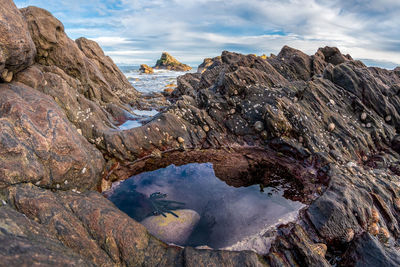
[0,82,104,190]
[139,64,154,74]
[0,0,36,82]
[155,52,192,71]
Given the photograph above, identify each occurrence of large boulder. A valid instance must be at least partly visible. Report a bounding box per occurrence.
[155,52,192,71]
[20,6,138,106]
[0,82,104,190]
[76,37,139,104]
[0,0,36,82]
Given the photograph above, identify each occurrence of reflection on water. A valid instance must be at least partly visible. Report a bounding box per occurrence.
[107,163,304,252]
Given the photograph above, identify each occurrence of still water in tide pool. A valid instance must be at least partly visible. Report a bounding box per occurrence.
[108,163,304,250]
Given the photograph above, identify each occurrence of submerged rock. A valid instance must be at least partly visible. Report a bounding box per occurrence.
[154,52,192,71]
[141,209,200,245]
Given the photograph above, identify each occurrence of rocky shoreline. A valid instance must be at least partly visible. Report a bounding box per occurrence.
[1,0,400,266]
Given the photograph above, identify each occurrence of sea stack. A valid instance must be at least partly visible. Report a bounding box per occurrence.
[139,64,154,74]
[154,52,192,71]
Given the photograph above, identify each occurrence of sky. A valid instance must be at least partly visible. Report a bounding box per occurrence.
[14,0,400,68]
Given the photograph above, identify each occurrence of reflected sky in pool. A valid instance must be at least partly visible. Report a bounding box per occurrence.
[108,163,304,250]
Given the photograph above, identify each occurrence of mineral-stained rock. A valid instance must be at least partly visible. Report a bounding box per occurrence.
[0,206,95,267]
[140,64,154,74]
[0,82,104,190]
[155,52,192,71]
[141,209,200,245]
[0,0,36,81]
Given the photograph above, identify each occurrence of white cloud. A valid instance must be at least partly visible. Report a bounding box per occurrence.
[90,37,132,47]
[14,0,400,67]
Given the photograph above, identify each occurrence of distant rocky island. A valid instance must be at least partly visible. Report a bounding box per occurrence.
[154,52,192,71]
[139,53,191,74]
[1,0,400,266]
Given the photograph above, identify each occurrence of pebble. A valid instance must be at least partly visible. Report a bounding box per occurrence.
[254,121,264,132]
[260,130,268,140]
[378,228,390,243]
[230,109,236,114]
[361,112,367,121]
[369,223,379,235]
[371,209,379,223]
[366,122,372,128]
[394,198,400,211]
[328,123,335,132]
[385,115,392,122]
[344,228,355,242]
[177,137,185,143]
[312,243,327,257]
[202,125,210,132]
[1,69,13,83]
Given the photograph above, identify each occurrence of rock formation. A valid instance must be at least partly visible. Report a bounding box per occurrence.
[154,52,192,71]
[140,64,154,74]
[0,0,36,82]
[197,56,222,73]
[1,0,400,266]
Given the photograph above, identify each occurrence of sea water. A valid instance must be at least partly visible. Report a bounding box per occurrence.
[119,65,194,94]
[117,65,193,130]
[107,163,304,254]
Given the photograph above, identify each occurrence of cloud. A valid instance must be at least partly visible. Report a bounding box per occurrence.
[14,0,400,68]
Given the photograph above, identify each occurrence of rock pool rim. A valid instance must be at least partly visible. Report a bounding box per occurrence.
[102,146,329,205]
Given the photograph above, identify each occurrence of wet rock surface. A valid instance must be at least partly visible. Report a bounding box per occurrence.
[1,0,400,265]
